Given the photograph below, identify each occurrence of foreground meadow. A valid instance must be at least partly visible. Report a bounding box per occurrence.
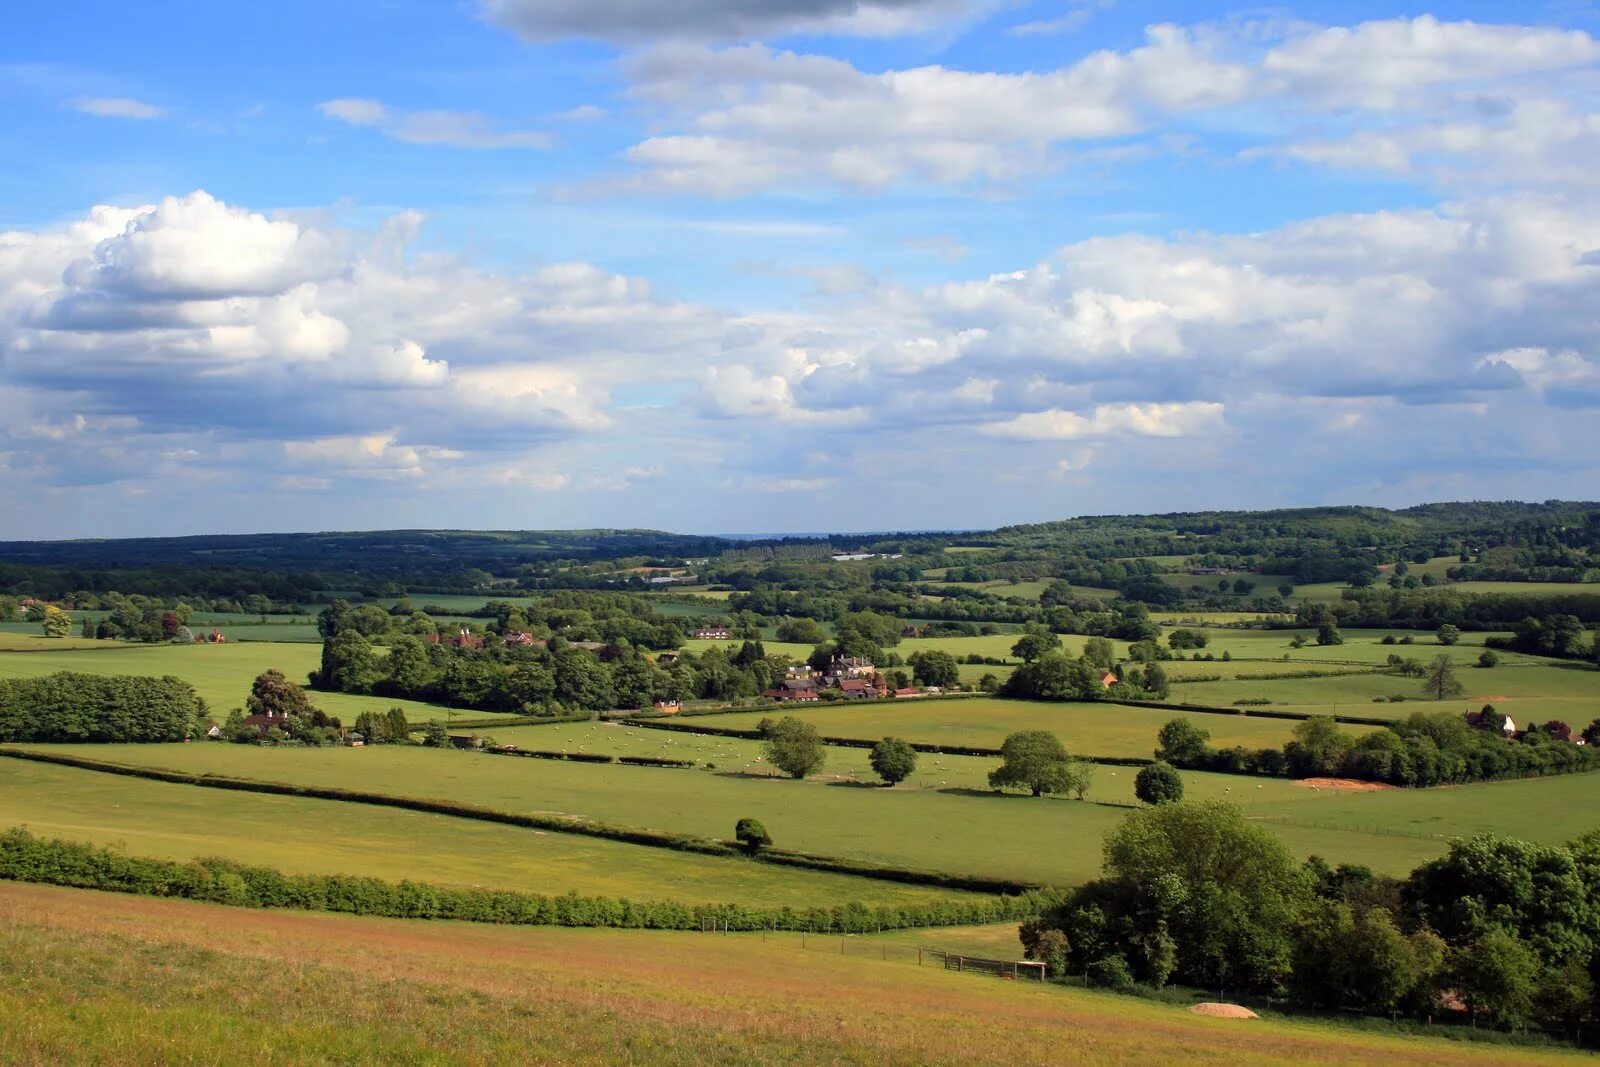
[0,881,1575,1066]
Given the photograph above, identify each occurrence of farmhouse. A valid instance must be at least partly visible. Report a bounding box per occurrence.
[693,626,733,640]
[240,709,291,733]
[503,631,541,647]
[428,628,484,650]
[1100,672,1119,687]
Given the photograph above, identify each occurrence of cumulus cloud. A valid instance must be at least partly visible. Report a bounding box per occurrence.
[2,185,1598,519]
[591,16,1600,197]
[318,98,550,149]
[608,29,1250,194]
[68,96,164,120]
[480,0,989,43]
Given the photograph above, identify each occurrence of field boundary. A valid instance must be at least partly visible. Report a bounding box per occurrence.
[0,827,1054,933]
[0,747,1041,895]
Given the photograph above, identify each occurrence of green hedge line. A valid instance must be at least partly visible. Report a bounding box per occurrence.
[483,747,694,768]
[1108,699,1394,728]
[0,827,1058,932]
[0,748,1034,894]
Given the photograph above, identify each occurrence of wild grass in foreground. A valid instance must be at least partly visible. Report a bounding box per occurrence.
[0,881,1578,1066]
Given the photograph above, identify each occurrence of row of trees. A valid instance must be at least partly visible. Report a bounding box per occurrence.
[1023,801,1600,1033]
[1156,710,1600,787]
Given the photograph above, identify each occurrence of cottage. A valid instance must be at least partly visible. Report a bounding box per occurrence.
[693,626,733,640]
[503,631,541,647]
[762,688,820,703]
[1100,672,1119,688]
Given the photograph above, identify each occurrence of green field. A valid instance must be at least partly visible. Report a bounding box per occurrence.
[0,758,968,908]
[704,697,1297,759]
[0,641,474,727]
[1171,664,1600,724]
[10,737,1458,883]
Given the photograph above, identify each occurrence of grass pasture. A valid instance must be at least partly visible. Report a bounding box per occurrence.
[705,697,1298,760]
[0,640,490,729]
[0,758,967,908]
[1171,663,1600,724]
[6,882,1567,1067]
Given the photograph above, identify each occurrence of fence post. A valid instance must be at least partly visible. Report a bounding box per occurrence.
[918,948,923,967]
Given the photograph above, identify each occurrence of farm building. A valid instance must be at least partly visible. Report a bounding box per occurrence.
[693,626,732,640]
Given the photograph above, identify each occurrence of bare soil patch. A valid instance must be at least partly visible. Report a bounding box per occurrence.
[1294,777,1398,793]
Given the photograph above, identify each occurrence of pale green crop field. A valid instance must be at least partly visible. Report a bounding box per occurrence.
[0,758,966,908]
[1170,663,1600,724]
[0,641,459,726]
[697,697,1298,759]
[11,736,1450,884]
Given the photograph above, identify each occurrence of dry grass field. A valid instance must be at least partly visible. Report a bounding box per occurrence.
[0,881,1575,1066]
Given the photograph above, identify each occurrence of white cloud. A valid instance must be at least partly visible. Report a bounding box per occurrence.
[608,29,1251,194]
[318,98,549,149]
[69,96,163,120]
[62,191,338,299]
[1262,16,1600,110]
[982,401,1225,440]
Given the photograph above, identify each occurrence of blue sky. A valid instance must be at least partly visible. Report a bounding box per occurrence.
[2,0,1599,538]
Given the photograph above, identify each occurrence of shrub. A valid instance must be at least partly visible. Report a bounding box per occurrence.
[1088,954,1136,991]
[1134,762,1184,805]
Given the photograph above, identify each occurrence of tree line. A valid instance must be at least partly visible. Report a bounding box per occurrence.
[0,673,207,743]
[1155,710,1600,787]
[1023,800,1600,1035]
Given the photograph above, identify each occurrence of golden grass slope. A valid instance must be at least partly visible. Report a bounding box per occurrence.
[0,881,1572,1066]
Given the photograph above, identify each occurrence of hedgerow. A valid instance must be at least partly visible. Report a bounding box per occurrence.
[0,827,1058,932]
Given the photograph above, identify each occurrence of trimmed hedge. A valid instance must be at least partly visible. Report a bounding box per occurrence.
[0,827,1060,933]
[0,748,1034,894]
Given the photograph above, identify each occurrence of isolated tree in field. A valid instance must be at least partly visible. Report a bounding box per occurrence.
[907,649,959,688]
[1156,718,1210,765]
[763,716,825,779]
[734,817,771,854]
[1436,624,1461,646]
[1067,757,1094,800]
[422,720,450,747]
[1477,649,1499,668]
[1134,761,1184,805]
[869,737,918,785]
[1010,631,1059,663]
[1422,655,1464,701]
[246,669,318,720]
[988,730,1077,796]
[40,606,72,639]
[1316,620,1344,646]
